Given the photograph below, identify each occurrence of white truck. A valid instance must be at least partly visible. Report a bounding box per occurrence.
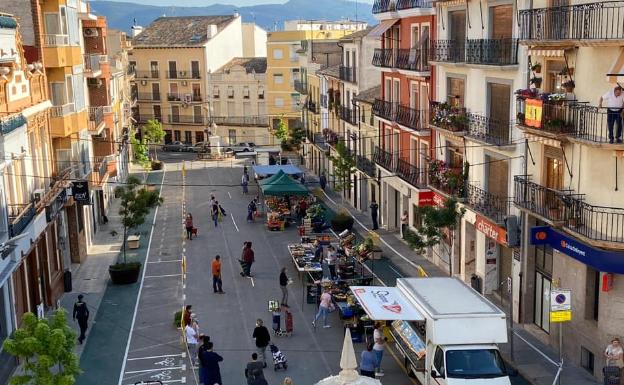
[351,277,516,385]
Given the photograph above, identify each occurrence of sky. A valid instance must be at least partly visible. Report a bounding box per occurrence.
[93,0,372,6]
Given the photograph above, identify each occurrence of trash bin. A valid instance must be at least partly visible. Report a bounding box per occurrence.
[470,274,482,294]
[63,270,72,292]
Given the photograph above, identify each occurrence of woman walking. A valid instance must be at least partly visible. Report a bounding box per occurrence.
[279,267,290,307]
[312,287,332,328]
[185,213,194,240]
[242,173,249,194]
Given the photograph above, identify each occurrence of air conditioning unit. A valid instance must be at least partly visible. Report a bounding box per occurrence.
[84,28,98,37]
[87,78,102,87]
[184,94,192,103]
[140,80,147,86]
[182,80,188,86]
[32,188,45,203]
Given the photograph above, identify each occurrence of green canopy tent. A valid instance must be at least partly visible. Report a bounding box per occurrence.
[260,170,309,196]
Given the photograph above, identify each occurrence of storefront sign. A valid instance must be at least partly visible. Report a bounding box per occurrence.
[432,191,446,207]
[350,286,424,321]
[525,98,543,128]
[475,215,508,246]
[531,226,624,274]
[72,180,90,204]
[45,188,67,222]
[418,191,435,206]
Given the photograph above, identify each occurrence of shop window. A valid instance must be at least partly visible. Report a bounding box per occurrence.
[580,346,595,375]
[534,270,551,333]
[184,131,192,144]
[585,267,600,321]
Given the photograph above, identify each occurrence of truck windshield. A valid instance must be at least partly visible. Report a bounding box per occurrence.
[445,349,507,379]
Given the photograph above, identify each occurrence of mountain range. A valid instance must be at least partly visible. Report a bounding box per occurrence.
[89,0,376,34]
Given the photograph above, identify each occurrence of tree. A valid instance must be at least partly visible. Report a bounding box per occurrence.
[329,139,356,195]
[3,310,81,385]
[142,119,165,160]
[274,118,288,142]
[290,123,305,149]
[115,175,162,264]
[403,198,465,276]
[130,128,149,168]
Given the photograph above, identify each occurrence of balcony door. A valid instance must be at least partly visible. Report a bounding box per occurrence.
[447,77,465,107]
[449,11,466,61]
[168,61,177,78]
[191,60,200,78]
[171,105,180,123]
[488,83,511,142]
[486,155,509,198]
[491,5,513,39]
[193,105,202,124]
[150,61,158,78]
[153,105,161,121]
[169,83,178,100]
[151,83,160,100]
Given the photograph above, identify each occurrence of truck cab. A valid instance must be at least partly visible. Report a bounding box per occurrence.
[430,344,512,385]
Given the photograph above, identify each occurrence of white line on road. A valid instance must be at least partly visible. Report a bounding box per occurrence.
[231,215,239,232]
[249,277,255,287]
[127,353,185,361]
[147,260,183,264]
[124,365,186,374]
[125,379,186,385]
[227,191,232,199]
[143,274,182,279]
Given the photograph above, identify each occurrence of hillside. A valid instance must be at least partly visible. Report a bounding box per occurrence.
[90,0,375,33]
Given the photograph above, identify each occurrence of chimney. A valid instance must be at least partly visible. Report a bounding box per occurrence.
[131,25,143,38]
[206,24,218,39]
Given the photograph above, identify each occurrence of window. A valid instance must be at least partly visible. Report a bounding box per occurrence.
[447,77,465,107]
[433,347,445,375]
[258,102,266,115]
[243,102,251,116]
[168,61,177,78]
[580,346,595,375]
[153,105,161,120]
[192,83,201,101]
[212,101,221,116]
[193,105,202,123]
[227,101,235,116]
[174,130,181,141]
[191,60,200,78]
[184,131,192,144]
[228,129,237,144]
[227,86,234,99]
[243,86,250,99]
[213,86,220,98]
[273,74,284,85]
[534,270,551,333]
[150,61,158,77]
[273,48,283,59]
[275,98,284,107]
[258,87,265,99]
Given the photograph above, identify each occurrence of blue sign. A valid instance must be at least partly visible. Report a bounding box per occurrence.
[530,226,624,274]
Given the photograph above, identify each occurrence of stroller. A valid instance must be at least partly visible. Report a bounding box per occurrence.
[269,343,288,371]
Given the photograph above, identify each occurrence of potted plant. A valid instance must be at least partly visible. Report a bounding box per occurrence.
[330,208,354,232]
[530,76,543,88]
[562,80,575,93]
[531,63,542,73]
[109,175,162,285]
[151,160,163,170]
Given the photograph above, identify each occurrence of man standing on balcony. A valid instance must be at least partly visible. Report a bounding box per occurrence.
[599,85,624,143]
[370,200,379,230]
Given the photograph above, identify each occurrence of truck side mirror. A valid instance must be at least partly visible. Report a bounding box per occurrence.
[430,369,439,379]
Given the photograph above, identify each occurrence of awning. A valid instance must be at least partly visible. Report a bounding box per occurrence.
[252,164,302,177]
[368,19,398,38]
[607,47,624,84]
[527,47,568,57]
[350,286,424,321]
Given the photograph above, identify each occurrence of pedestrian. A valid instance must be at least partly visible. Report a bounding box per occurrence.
[298,198,307,219]
[73,294,89,344]
[312,287,332,328]
[240,241,255,277]
[400,210,408,238]
[185,213,194,240]
[210,194,216,206]
[319,172,327,191]
[198,335,211,380]
[326,245,337,280]
[599,85,624,143]
[212,255,224,294]
[182,304,192,327]
[370,199,379,230]
[252,319,271,367]
[313,240,324,262]
[198,341,223,385]
[211,200,219,227]
[360,343,377,378]
[604,337,624,380]
[279,267,290,307]
[185,315,199,366]
[245,352,266,385]
[247,199,256,222]
[242,173,249,194]
[373,322,386,376]
[300,173,305,185]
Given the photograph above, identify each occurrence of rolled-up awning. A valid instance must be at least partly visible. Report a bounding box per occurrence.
[607,47,624,84]
[527,47,568,57]
[368,19,398,38]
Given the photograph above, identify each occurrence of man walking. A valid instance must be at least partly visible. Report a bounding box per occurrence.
[279,267,290,307]
[73,294,89,344]
[185,317,199,366]
[599,85,624,143]
[198,341,223,385]
[212,255,224,294]
[240,241,255,277]
[319,172,327,191]
[370,200,379,230]
[245,352,266,385]
[252,319,271,367]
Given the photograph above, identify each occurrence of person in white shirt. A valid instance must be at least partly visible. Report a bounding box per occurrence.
[185,315,199,366]
[599,86,624,143]
[373,322,386,376]
[400,210,409,239]
[605,337,624,368]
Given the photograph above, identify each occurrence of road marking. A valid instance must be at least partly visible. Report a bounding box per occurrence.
[124,365,186,374]
[228,191,232,199]
[125,379,185,385]
[117,168,166,385]
[147,260,183,264]
[144,274,182,279]
[231,215,239,232]
[127,353,185,361]
[249,277,255,287]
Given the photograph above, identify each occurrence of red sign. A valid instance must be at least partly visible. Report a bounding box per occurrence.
[418,191,435,206]
[475,215,508,246]
[432,192,446,207]
[525,98,543,128]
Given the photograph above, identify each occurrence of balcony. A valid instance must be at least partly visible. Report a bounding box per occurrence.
[356,155,376,178]
[515,97,576,136]
[340,106,357,125]
[294,80,308,94]
[429,102,468,133]
[339,66,356,83]
[42,34,82,67]
[135,70,159,79]
[465,183,513,224]
[322,129,340,146]
[320,94,328,109]
[137,92,160,101]
[372,0,432,14]
[372,48,430,73]
[84,54,107,76]
[429,40,465,63]
[396,158,427,188]
[8,202,36,237]
[137,114,162,123]
[396,104,426,131]
[514,175,624,244]
[312,132,330,151]
[51,103,89,137]
[466,113,514,146]
[0,114,26,135]
[428,159,466,197]
[43,34,69,46]
[518,1,624,45]
[167,115,204,125]
[372,98,397,122]
[166,70,201,79]
[210,116,269,126]
[88,106,104,133]
[465,39,519,66]
[373,146,395,172]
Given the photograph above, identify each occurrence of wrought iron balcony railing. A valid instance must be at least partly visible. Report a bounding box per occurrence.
[514,175,624,243]
[465,183,513,224]
[339,66,357,83]
[135,70,159,79]
[372,48,394,68]
[0,114,26,135]
[397,158,427,188]
[372,0,432,13]
[429,40,466,62]
[515,97,577,135]
[137,93,160,101]
[372,48,430,72]
[340,106,358,125]
[8,202,36,237]
[210,116,270,126]
[518,1,624,42]
[167,114,204,125]
[166,70,201,79]
[466,113,514,146]
[465,38,519,65]
[294,80,308,95]
[312,132,330,151]
[88,106,104,131]
[136,114,161,123]
[372,99,398,122]
[396,105,426,131]
[373,146,396,172]
[356,155,376,178]
[568,104,622,144]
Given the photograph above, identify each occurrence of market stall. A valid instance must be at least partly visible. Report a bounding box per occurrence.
[252,164,303,180]
[259,170,311,231]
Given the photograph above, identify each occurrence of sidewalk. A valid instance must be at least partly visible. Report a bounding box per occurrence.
[302,169,599,385]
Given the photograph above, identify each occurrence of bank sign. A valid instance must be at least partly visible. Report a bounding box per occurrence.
[531,226,624,274]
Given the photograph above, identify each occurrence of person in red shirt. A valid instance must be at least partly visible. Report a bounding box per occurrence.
[185,213,194,240]
[240,242,255,277]
[298,199,307,219]
[212,255,224,294]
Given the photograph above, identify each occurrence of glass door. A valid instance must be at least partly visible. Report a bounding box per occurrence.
[534,271,551,333]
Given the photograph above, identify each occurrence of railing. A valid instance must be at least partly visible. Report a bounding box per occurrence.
[373,146,396,171]
[397,47,430,72]
[356,155,376,178]
[429,101,468,132]
[373,98,398,122]
[514,175,624,243]
[465,38,519,65]
[84,54,101,72]
[210,116,270,126]
[466,113,514,145]
[166,70,201,79]
[51,103,76,118]
[323,129,340,146]
[339,66,356,83]
[94,156,109,179]
[340,106,357,125]
[0,114,27,135]
[569,104,618,144]
[137,114,161,123]
[429,40,465,62]
[167,93,183,101]
[135,70,159,79]
[8,203,36,237]
[307,101,319,114]
[516,98,576,135]
[372,48,395,68]
[428,161,465,196]
[396,105,426,131]
[320,94,328,109]
[372,0,432,13]
[397,158,427,187]
[465,183,512,224]
[294,80,308,94]
[167,114,204,124]
[137,92,160,101]
[313,132,330,151]
[43,34,69,47]
[88,106,104,130]
[518,1,624,42]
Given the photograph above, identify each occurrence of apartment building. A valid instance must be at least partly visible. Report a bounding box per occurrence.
[206,57,269,145]
[267,20,367,132]
[353,85,381,211]
[369,0,437,232]
[511,1,624,380]
[242,22,267,57]
[130,15,265,145]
